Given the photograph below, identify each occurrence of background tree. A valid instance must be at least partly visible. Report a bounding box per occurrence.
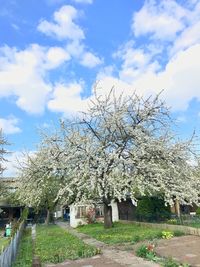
[0,129,8,176]
[17,144,63,225]
[0,130,9,200]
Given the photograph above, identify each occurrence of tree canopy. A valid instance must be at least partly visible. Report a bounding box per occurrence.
[17,89,200,228]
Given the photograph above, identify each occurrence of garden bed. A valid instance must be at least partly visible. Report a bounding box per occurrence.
[12,228,33,267]
[35,224,97,264]
[13,224,98,266]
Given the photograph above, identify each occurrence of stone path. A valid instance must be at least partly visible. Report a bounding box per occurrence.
[155,235,200,267]
[45,222,159,267]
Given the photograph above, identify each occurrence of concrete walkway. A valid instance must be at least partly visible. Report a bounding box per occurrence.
[45,222,159,267]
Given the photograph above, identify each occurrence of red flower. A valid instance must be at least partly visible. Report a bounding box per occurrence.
[147,244,154,252]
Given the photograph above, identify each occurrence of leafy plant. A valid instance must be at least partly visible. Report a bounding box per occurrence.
[136,244,156,259]
[136,244,149,257]
[162,231,173,239]
[163,257,185,267]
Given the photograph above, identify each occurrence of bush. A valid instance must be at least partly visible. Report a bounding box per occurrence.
[167,219,177,225]
[135,196,171,222]
[196,207,200,216]
[85,207,95,224]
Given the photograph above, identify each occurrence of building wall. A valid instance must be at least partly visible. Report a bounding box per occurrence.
[70,201,119,228]
[111,200,119,222]
[70,204,87,228]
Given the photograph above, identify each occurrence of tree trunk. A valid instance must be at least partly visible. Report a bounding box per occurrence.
[175,199,181,218]
[104,202,113,228]
[45,209,50,225]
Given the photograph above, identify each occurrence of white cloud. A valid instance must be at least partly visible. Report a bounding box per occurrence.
[11,23,20,31]
[0,116,21,135]
[2,151,21,177]
[48,82,89,114]
[104,0,200,113]
[171,21,200,55]
[2,151,35,177]
[100,44,200,111]
[66,40,84,58]
[176,116,187,123]
[96,65,115,80]
[0,44,70,114]
[38,6,102,69]
[72,0,93,4]
[38,5,85,41]
[45,47,71,69]
[80,52,102,68]
[132,0,187,41]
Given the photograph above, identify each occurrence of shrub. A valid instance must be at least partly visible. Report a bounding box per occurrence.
[85,207,95,224]
[167,219,177,225]
[196,207,200,216]
[173,230,184,237]
[135,196,171,222]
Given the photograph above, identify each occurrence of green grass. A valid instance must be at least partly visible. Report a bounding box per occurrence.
[77,222,163,244]
[0,229,10,251]
[12,229,33,267]
[0,237,10,251]
[77,222,182,244]
[35,224,98,264]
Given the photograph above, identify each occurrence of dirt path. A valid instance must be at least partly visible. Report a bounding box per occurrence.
[155,235,200,267]
[44,222,159,267]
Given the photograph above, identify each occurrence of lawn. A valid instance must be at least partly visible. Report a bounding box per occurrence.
[35,224,98,264]
[78,222,182,244]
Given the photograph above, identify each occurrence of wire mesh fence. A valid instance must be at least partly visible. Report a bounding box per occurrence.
[0,221,24,267]
[120,210,200,229]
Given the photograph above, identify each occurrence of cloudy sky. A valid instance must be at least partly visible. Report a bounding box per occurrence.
[1,0,200,176]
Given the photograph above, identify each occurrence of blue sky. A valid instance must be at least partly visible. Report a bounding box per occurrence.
[1,0,200,176]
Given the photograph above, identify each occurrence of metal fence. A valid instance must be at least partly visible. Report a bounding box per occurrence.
[0,221,24,267]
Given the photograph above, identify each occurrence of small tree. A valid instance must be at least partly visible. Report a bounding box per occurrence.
[17,145,63,225]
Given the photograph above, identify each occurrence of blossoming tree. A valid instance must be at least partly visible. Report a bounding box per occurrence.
[51,90,199,228]
[17,144,64,224]
[18,90,200,228]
